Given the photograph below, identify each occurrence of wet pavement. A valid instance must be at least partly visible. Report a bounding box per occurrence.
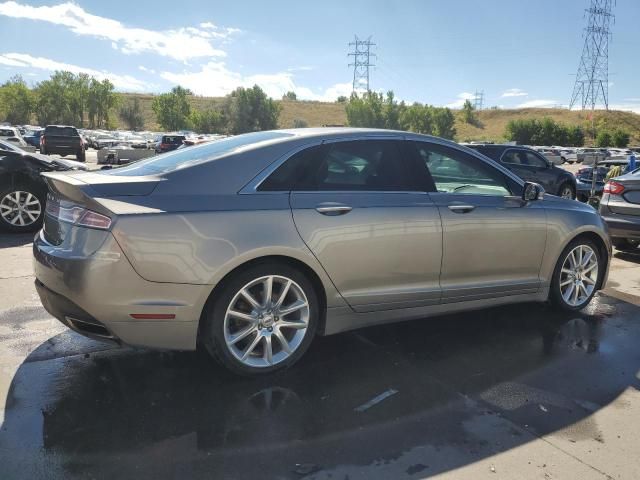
[1,234,640,479]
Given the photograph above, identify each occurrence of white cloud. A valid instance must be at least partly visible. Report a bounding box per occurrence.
[138,65,156,74]
[501,88,528,98]
[444,92,475,109]
[0,52,148,91]
[287,66,315,72]
[516,99,558,108]
[161,61,352,101]
[0,1,239,61]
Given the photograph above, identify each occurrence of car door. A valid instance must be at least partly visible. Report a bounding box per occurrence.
[411,141,547,302]
[284,138,443,312]
[500,149,556,193]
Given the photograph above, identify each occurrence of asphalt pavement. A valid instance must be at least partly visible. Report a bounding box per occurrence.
[1,162,640,479]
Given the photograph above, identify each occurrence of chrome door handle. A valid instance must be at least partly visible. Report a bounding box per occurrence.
[448,204,475,213]
[315,204,353,216]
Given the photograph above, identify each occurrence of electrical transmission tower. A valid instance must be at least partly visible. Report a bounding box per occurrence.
[348,36,376,93]
[569,0,615,110]
[473,90,484,111]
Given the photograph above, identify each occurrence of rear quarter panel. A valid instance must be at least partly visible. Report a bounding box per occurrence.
[110,194,346,309]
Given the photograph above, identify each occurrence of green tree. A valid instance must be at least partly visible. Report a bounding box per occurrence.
[461,99,478,125]
[346,91,404,129]
[336,95,348,103]
[152,86,192,131]
[292,118,308,128]
[190,108,224,134]
[400,103,433,134]
[595,131,612,148]
[612,128,630,148]
[566,125,585,147]
[431,107,456,140]
[87,78,118,128]
[0,75,33,124]
[282,91,297,101]
[119,96,145,131]
[223,85,280,134]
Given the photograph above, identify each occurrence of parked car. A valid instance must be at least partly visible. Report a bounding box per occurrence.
[40,125,85,161]
[0,149,88,232]
[23,129,43,148]
[575,165,608,201]
[0,139,25,153]
[155,134,186,153]
[93,133,120,150]
[467,144,577,199]
[0,126,28,148]
[577,148,610,165]
[557,147,578,164]
[599,169,640,251]
[33,129,610,375]
[535,147,563,165]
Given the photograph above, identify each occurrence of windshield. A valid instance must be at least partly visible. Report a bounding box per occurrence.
[102,131,292,176]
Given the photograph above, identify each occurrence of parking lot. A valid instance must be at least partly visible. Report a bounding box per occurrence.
[0,225,639,479]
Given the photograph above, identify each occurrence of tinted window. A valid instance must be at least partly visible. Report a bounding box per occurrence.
[260,140,412,191]
[0,129,15,136]
[525,152,548,168]
[502,150,528,165]
[414,142,510,196]
[101,131,293,176]
[44,126,78,136]
[162,135,186,145]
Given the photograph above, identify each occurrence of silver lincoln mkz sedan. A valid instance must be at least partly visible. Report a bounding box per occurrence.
[34,129,611,375]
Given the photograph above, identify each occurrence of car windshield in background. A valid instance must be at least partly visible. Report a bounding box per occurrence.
[162,135,185,144]
[45,126,77,136]
[102,131,293,176]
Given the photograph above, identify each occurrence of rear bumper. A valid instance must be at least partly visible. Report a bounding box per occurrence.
[33,230,208,350]
[600,215,640,240]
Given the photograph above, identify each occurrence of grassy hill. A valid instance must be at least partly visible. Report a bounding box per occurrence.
[120,93,640,144]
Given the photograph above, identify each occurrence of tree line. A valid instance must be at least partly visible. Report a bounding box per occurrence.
[504,117,631,148]
[0,73,118,128]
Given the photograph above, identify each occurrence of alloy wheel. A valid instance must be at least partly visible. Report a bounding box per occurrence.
[223,275,310,368]
[559,245,598,307]
[0,191,42,227]
[560,186,574,199]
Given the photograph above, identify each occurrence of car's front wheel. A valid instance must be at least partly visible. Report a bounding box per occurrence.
[0,184,45,233]
[550,239,601,311]
[203,262,319,376]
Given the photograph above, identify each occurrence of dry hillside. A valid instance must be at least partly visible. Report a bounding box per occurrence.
[120,93,640,144]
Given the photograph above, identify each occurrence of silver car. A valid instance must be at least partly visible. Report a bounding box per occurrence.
[33,128,611,375]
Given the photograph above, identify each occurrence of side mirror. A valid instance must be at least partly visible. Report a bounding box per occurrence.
[523,182,545,202]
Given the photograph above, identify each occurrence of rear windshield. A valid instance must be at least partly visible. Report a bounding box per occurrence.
[162,135,186,144]
[45,126,78,136]
[102,131,293,176]
[0,128,16,136]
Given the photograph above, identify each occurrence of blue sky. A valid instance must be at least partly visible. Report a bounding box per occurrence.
[1,0,639,111]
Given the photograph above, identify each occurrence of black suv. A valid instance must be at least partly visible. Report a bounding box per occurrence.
[155,134,186,154]
[467,144,577,200]
[40,125,85,161]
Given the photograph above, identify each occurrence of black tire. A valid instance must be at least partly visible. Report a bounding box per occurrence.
[202,262,319,376]
[0,183,45,233]
[40,147,47,155]
[612,239,639,251]
[77,150,86,162]
[550,238,602,311]
[558,182,576,200]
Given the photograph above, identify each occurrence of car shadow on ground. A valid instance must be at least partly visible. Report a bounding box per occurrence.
[614,249,640,265]
[0,233,35,248]
[1,295,639,479]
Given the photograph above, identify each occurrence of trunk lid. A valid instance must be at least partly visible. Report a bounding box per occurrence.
[41,172,161,245]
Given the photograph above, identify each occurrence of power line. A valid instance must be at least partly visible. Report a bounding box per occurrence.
[348,36,376,93]
[569,0,615,110]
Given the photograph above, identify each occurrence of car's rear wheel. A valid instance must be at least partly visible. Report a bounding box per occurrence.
[203,262,319,376]
[612,239,639,251]
[559,182,576,200]
[550,239,601,311]
[0,184,44,233]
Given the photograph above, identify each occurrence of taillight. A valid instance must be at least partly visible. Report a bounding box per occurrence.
[40,136,45,145]
[160,143,169,149]
[45,201,111,229]
[604,181,625,195]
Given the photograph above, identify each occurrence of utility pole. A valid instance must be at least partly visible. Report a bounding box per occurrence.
[569,0,615,111]
[348,36,376,94]
[473,90,484,111]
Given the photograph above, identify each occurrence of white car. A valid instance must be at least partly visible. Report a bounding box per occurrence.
[535,147,563,165]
